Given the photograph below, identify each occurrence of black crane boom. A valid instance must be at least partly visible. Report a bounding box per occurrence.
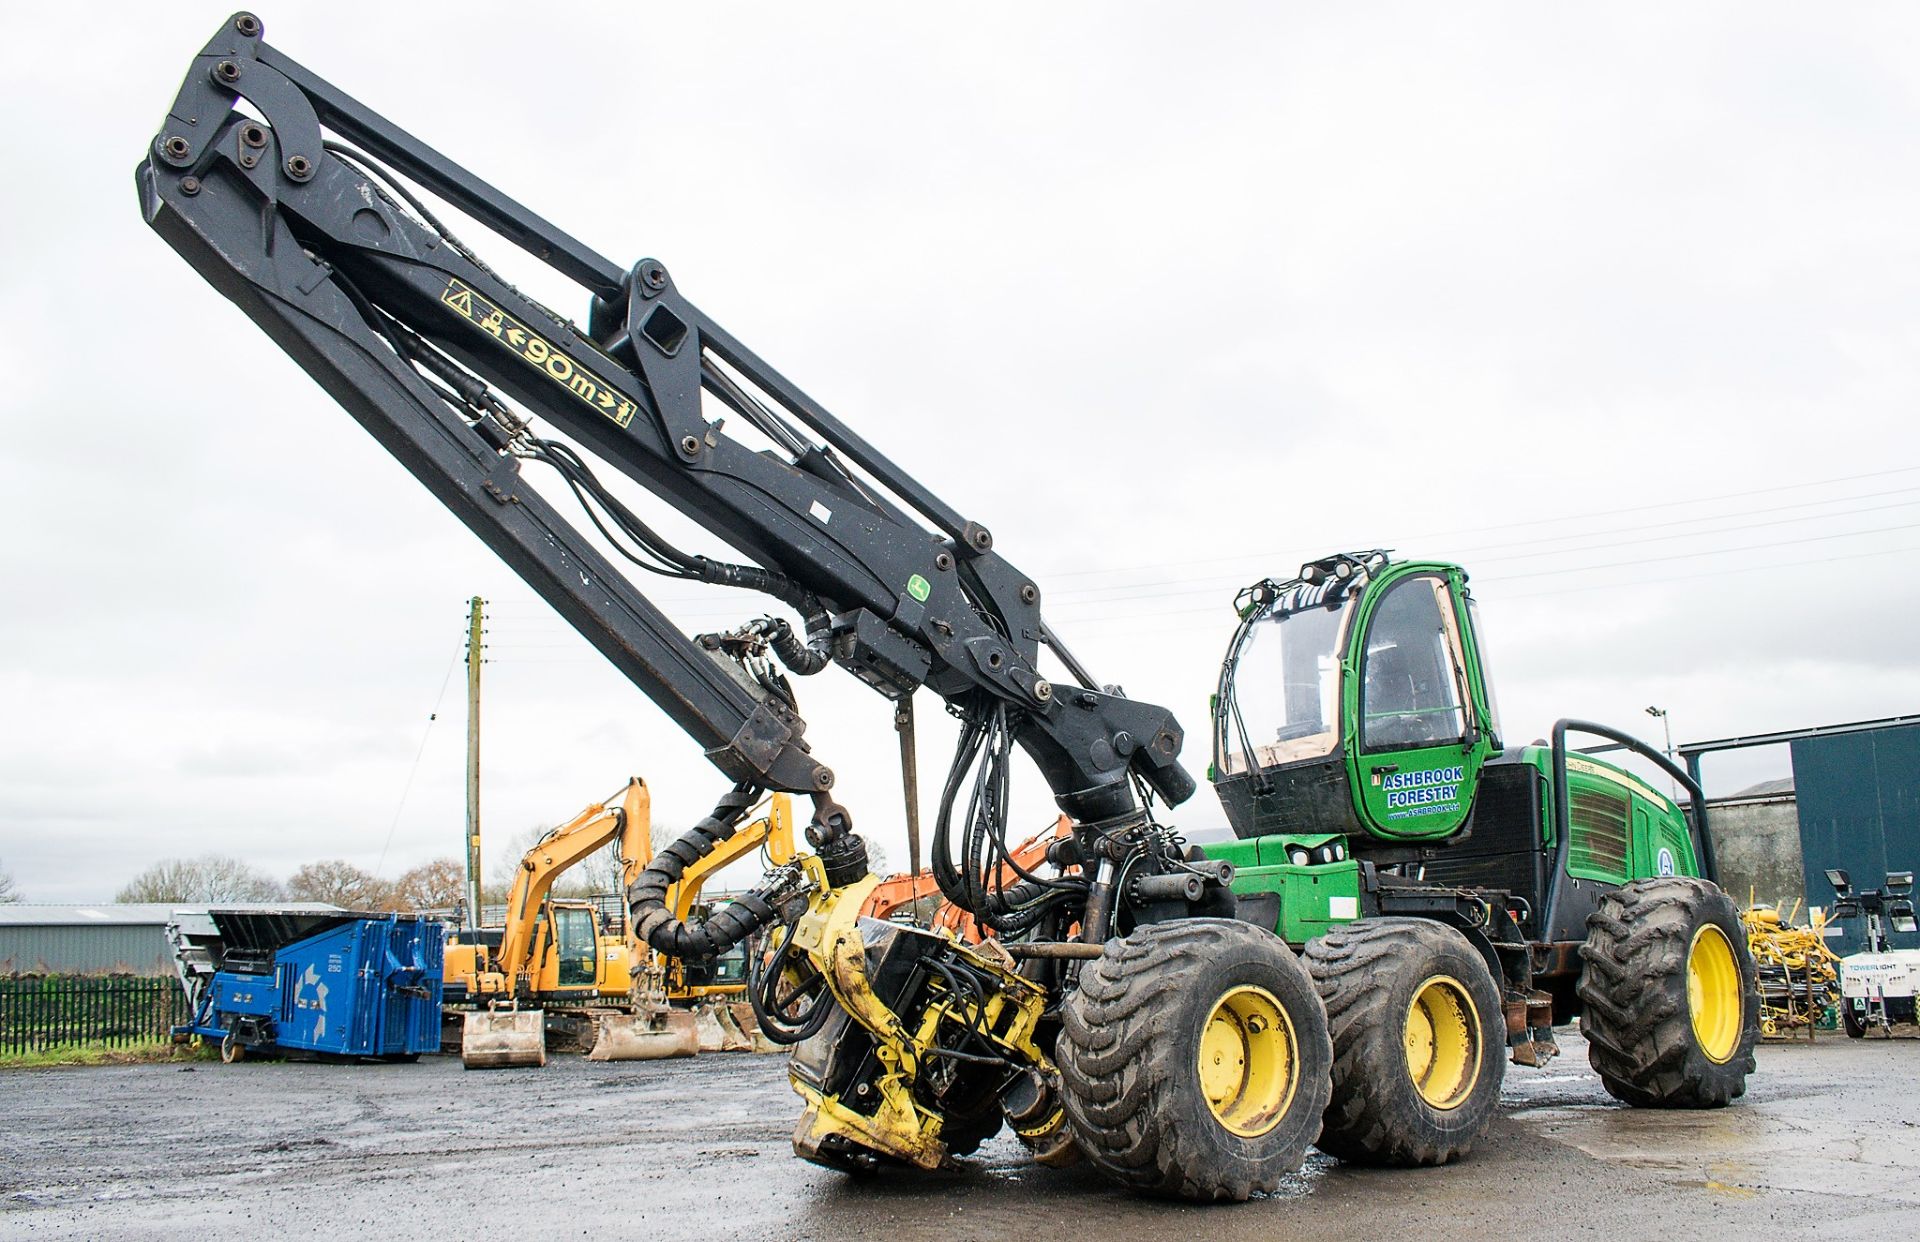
[138,13,1196,948]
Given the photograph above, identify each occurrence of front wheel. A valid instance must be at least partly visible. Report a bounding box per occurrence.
[1577,877,1759,1107]
[1056,918,1332,1202]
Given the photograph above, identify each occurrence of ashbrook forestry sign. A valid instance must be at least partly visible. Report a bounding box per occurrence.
[1380,765,1464,814]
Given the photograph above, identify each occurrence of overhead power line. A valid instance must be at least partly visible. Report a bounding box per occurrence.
[1034,462,1920,584]
[1497,542,1920,600]
[374,640,465,878]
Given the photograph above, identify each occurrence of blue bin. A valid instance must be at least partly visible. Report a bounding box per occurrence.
[271,915,443,1057]
[181,910,443,1060]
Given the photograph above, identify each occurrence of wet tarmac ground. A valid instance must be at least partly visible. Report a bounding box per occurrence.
[2,1029,1915,1240]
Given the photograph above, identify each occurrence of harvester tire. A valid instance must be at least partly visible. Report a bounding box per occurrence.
[1056,918,1332,1202]
[1577,877,1759,1108]
[1304,917,1504,1166]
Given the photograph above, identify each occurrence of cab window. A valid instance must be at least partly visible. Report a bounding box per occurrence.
[1361,576,1468,752]
[553,906,597,986]
[1222,599,1350,773]
[1463,595,1502,747]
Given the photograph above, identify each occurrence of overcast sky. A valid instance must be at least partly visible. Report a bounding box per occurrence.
[3,3,1918,904]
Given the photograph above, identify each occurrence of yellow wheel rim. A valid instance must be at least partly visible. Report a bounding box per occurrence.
[1405,976,1481,1110]
[1198,985,1299,1137]
[1687,924,1742,1063]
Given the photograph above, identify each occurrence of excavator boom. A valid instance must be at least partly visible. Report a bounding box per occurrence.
[494,779,649,979]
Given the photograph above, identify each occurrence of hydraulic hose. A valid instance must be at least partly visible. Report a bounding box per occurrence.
[749,917,838,1045]
[628,783,784,959]
[766,613,832,676]
[687,561,831,675]
[929,703,1085,935]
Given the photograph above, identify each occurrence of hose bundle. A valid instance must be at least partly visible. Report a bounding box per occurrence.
[628,783,785,959]
[929,698,1087,936]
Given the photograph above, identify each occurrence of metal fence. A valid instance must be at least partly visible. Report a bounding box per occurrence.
[0,975,189,1054]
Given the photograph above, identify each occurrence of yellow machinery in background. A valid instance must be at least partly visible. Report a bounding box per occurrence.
[1743,894,1842,1040]
[445,779,795,1067]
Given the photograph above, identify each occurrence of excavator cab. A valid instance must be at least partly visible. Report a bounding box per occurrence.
[1213,551,1500,844]
[529,901,618,993]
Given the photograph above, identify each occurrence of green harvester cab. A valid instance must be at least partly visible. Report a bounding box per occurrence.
[1207,551,1712,975]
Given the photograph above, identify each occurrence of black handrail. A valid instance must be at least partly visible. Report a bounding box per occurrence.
[1541,719,1717,938]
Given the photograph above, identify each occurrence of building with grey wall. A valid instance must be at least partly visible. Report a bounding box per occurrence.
[1706,780,1801,909]
[0,905,181,975]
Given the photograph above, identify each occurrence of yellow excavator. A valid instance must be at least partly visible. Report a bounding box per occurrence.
[444,778,795,1067]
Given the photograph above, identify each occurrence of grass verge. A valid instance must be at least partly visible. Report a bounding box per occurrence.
[0,1041,211,1069]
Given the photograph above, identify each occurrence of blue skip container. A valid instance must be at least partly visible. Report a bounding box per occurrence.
[175,909,443,1062]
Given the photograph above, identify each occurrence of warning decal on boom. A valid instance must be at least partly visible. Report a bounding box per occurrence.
[440,278,637,429]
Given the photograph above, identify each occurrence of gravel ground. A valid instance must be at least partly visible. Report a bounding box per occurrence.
[2,1029,1916,1240]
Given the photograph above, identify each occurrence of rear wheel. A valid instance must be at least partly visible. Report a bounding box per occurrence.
[1577,877,1759,1107]
[1841,998,1867,1038]
[1056,918,1332,1201]
[1305,918,1505,1166]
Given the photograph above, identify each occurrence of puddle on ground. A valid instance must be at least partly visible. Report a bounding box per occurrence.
[1514,1090,1920,1208]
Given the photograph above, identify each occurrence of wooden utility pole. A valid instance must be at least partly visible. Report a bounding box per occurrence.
[464,596,485,931]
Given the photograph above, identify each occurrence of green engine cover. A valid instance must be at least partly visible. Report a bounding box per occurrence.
[1204,834,1362,944]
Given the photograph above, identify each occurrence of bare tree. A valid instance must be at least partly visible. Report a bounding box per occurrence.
[116,855,284,903]
[388,857,466,911]
[287,859,392,909]
[0,860,19,904]
[580,839,629,898]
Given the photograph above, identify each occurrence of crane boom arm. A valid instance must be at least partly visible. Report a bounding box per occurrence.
[138,15,1213,972]
[138,14,1249,1176]
[138,14,1190,821]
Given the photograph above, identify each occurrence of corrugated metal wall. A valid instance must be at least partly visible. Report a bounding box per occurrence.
[1792,721,1920,950]
[0,925,173,976]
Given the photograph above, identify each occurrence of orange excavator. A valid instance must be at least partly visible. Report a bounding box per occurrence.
[860,816,1074,940]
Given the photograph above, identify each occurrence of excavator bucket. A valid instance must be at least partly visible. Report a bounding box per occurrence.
[730,1001,781,1054]
[586,1006,698,1061]
[461,1009,547,1070]
[692,1001,755,1053]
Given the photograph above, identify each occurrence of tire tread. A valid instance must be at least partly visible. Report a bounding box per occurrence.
[1576,877,1759,1108]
